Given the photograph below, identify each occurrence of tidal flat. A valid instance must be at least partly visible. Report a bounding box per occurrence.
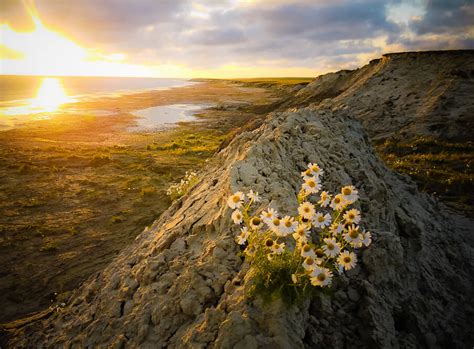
[0,80,284,323]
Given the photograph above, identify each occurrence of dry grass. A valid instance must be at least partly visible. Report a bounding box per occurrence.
[376,136,474,212]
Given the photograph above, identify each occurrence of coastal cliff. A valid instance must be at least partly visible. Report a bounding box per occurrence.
[7,51,474,348]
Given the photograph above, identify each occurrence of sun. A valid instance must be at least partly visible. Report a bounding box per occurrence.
[0,1,88,75]
[0,1,153,77]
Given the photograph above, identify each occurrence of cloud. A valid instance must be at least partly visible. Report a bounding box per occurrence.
[1,0,473,77]
[409,0,474,35]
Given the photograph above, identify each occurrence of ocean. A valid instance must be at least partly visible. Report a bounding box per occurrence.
[0,75,195,103]
[0,75,202,130]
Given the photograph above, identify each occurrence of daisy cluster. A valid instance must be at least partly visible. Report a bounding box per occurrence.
[166,171,198,201]
[227,163,372,292]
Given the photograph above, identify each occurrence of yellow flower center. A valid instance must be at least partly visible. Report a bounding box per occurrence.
[265,239,274,247]
[318,216,325,223]
[252,217,261,226]
[335,197,341,204]
[327,243,334,250]
[317,273,326,282]
[305,169,311,176]
[303,245,311,252]
[304,207,310,213]
[308,180,316,188]
[232,195,240,203]
[343,256,351,263]
[349,213,355,219]
[315,249,324,257]
[285,220,292,228]
[306,257,314,265]
[273,219,280,226]
[349,229,359,239]
[343,188,351,196]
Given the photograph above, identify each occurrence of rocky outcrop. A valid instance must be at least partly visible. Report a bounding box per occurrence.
[7,52,474,348]
[9,108,474,348]
[294,50,474,142]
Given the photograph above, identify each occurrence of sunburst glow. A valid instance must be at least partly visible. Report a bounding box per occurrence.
[0,1,153,77]
[32,78,71,112]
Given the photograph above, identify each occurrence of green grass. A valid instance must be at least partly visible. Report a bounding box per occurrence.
[376,136,474,211]
[229,77,314,87]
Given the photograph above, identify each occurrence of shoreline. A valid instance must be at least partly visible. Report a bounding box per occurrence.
[0,79,283,324]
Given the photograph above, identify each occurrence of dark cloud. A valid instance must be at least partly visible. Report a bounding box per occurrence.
[409,0,474,35]
[185,28,247,46]
[251,1,397,39]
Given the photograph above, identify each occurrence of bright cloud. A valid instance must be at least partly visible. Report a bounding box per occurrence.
[0,0,472,77]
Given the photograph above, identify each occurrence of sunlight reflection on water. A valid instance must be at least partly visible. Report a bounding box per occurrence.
[0,77,74,116]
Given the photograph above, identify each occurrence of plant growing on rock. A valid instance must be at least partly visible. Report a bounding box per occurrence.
[166,170,198,201]
[227,163,372,302]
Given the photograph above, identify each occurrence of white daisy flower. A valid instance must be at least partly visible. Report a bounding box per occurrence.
[298,201,315,220]
[330,194,347,211]
[313,212,332,228]
[302,176,321,194]
[341,185,359,204]
[247,189,261,203]
[302,256,316,271]
[227,191,245,209]
[292,224,311,243]
[249,216,263,231]
[337,251,357,270]
[344,225,362,245]
[318,191,331,207]
[267,253,274,261]
[343,208,361,224]
[310,267,333,287]
[264,238,274,249]
[280,216,298,236]
[322,237,341,258]
[260,208,278,225]
[231,209,243,225]
[362,230,372,247]
[272,242,285,254]
[301,244,316,259]
[307,163,324,177]
[300,168,313,180]
[269,217,282,235]
[314,248,325,265]
[329,222,344,235]
[235,227,249,245]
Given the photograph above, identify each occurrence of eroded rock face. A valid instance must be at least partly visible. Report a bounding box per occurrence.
[9,104,473,348]
[295,50,474,142]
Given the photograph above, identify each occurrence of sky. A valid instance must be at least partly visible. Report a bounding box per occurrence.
[0,0,473,78]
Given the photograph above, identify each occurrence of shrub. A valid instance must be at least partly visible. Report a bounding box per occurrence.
[227,163,373,303]
[166,171,198,201]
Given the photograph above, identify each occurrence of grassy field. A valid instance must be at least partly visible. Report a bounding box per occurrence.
[227,77,314,87]
[376,136,474,213]
[0,80,279,323]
